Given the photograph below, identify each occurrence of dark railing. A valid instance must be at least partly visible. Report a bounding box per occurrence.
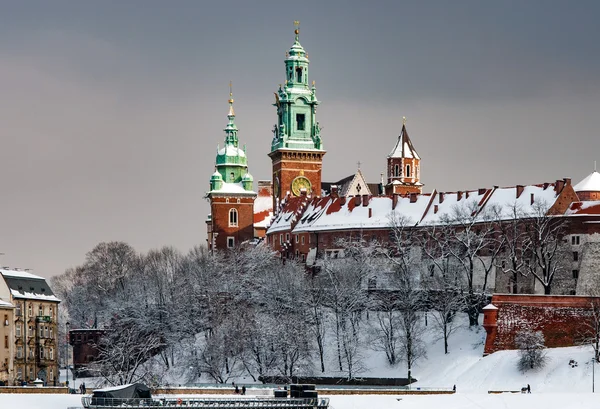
[81,396,330,409]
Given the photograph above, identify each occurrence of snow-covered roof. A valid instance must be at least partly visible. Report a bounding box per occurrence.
[207,182,256,195]
[419,189,490,225]
[267,195,311,234]
[292,194,432,233]
[1,269,45,280]
[565,200,600,216]
[0,299,14,308]
[217,145,246,158]
[388,124,420,160]
[254,195,273,229]
[482,303,498,310]
[480,184,559,220]
[10,289,61,302]
[1,268,60,302]
[574,171,600,192]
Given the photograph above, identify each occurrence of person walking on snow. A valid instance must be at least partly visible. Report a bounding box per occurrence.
[527,384,531,394]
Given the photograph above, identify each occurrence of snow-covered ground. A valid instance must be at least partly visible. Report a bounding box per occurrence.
[2,315,599,408]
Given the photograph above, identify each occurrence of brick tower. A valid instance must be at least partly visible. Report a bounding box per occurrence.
[206,86,256,251]
[385,118,423,195]
[268,22,325,213]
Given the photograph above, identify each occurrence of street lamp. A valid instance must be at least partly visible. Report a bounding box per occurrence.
[66,322,70,389]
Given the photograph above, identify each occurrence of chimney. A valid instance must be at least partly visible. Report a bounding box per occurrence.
[564,177,572,186]
[516,185,524,198]
[331,185,339,198]
[354,195,361,206]
[465,191,470,198]
[478,188,486,195]
[410,193,417,203]
[368,208,373,218]
[392,193,399,210]
[555,179,565,192]
[258,180,273,197]
[434,204,439,214]
[362,194,369,207]
[543,182,549,190]
[457,191,463,201]
[530,193,535,205]
[439,192,445,203]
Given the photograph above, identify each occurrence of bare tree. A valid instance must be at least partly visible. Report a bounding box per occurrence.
[522,201,570,295]
[319,240,370,379]
[427,202,499,326]
[424,271,466,354]
[369,291,401,365]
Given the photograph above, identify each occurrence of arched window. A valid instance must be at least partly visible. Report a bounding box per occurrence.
[394,164,399,177]
[229,208,238,227]
[406,165,411,177]
[296,67,303,82]
[230,172,235,182]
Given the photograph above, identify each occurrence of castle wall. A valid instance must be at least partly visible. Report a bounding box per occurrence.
[483,294,600,355]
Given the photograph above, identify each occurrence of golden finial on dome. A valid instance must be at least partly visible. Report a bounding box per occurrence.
[294,20,300,38]
[228,81,234,104]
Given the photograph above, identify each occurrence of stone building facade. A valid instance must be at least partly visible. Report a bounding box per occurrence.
[0,269,60,385]
[0,300,14,385]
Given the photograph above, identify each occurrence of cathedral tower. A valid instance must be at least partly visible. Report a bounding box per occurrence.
[206,87,256,251]
[385,118,423,195]
[268,22,325,212]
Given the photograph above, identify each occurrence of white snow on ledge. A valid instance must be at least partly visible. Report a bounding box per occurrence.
[10,289,60,302]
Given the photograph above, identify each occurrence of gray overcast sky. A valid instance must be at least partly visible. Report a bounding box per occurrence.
[1,0,599,278]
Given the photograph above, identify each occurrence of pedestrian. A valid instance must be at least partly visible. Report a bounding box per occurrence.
[242,386,246,395]
[527,384,531,394]
[453,385,456,393]
[235,385,240,394]
[82,382,86,394]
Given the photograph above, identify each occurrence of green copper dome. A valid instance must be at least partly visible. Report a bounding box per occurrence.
[209,88,254,192]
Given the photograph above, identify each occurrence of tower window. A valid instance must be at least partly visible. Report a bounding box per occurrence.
[394,164,399,177]
[229,208,238,227]
[296,67,303,82]
[296,114,305,131]
[227,237,235,248]
[573,269,579,279]
[230,172,235,182]
[406,165,411,177]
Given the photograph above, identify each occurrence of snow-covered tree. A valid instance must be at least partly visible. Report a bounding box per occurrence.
[515,329,548,372]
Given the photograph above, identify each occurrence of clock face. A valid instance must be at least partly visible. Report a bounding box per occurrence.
[291,176,311,196]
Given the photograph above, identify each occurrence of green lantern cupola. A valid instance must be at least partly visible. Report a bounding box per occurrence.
[271,22,323,152]
[212,85,253,189]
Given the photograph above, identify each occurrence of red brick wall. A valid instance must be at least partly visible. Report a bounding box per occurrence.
[210,197,255,249]
[577,191,600,201]
[483,294,600,355]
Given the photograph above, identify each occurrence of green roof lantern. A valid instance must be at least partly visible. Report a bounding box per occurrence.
[271,21,323,153]
[213,83,250,184]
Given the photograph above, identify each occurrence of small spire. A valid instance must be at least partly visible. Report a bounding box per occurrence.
[228,81,235,116]
[403,116,407,126]
[294,20,300,41]
[357,160,361,170]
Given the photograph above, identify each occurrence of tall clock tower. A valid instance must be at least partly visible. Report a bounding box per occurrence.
[268,23,325,212]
